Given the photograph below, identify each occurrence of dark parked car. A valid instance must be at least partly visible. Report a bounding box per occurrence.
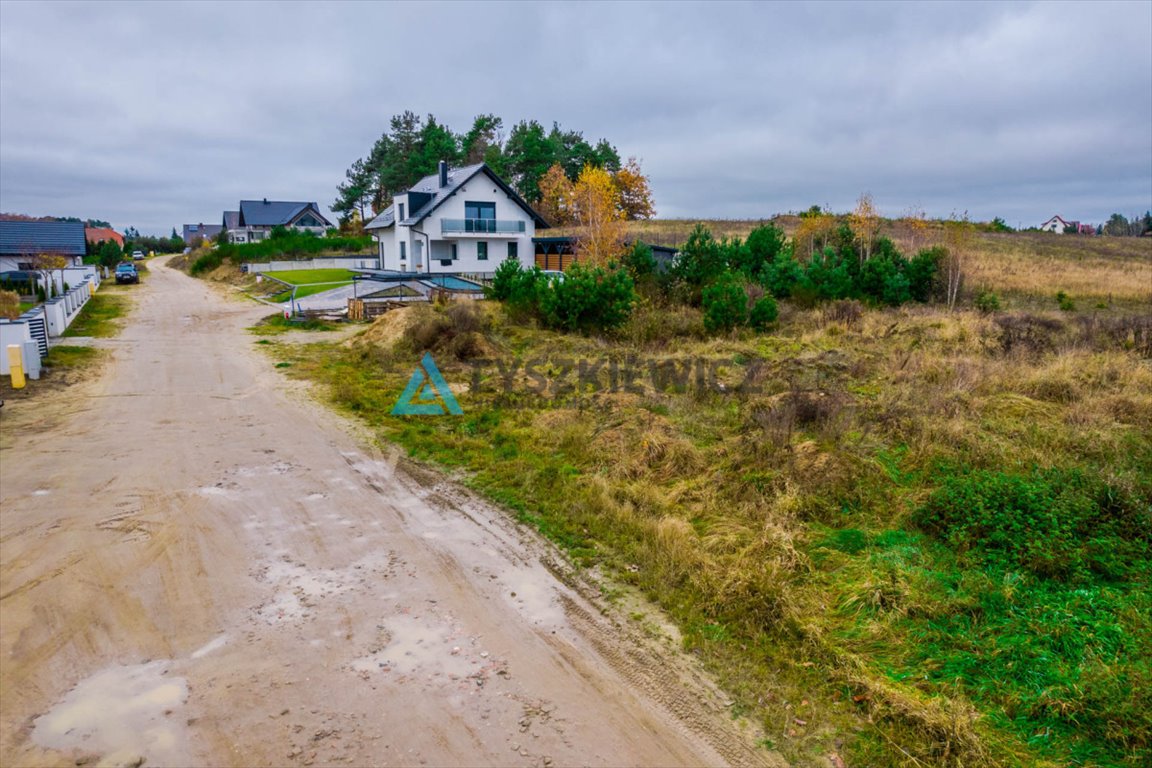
[115,263,139,284]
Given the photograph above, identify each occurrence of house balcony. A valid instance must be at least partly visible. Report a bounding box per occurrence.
[440,218,525,236]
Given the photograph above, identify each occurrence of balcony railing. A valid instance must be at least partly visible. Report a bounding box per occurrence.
[441,218,525,235]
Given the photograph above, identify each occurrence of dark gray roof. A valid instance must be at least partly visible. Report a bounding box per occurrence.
[364,164,548,231]
[402,164,548,228]
[0,220,87,256]
[223,211,240,229]
[364,204,395,231]
[183,223,223,243]
[238,200,332,228]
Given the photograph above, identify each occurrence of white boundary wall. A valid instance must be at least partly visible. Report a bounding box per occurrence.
[245,257,380,274]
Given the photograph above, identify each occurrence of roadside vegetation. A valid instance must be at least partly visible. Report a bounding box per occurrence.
[188,227,372,276]
[61,290,129,338]
[248,314,340,336]
[267,220,1150,767]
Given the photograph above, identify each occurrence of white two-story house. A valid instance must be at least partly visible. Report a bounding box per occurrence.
[363,161,549,273]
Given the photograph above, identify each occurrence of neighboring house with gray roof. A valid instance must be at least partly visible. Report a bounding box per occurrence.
[222,199,332,244]
[0,220,86,273]
[364,161,548,273]
[183,222,223,245]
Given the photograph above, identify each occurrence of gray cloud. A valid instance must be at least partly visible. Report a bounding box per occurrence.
[1,0,1148,235]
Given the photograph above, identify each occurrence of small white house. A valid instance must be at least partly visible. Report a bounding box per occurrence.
[363,162,549,273]
[1039,215,1074,233]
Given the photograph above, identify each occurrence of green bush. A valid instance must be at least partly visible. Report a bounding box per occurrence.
[913,468,1150,581]
[621,241,656,280]
[974,290,1001,313]
[701,271,747,333]
[762,250,804,299]
[670,224,725,305]
[748,295,778,330]
[486,260,548,320]
[190,250,224,275]
[539,263,635,334]
[208,230,373,266]
[1056,290,1077,311]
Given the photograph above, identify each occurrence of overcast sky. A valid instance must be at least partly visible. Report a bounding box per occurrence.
[1,0,1149,235]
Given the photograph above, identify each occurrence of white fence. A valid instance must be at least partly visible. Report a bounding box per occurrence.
[245,257,380,274]
[0,276,98,375]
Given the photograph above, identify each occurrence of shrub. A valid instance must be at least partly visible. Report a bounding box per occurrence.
[0,289,19,319]
[670,224,725,304]
[401,302,490,360]
[620,302,705,346]
[974,290,1001,314]
[822,299,863,327]
[797,248,854,302]
[190,249,224,275]
[907,246,944,302]
[621,240,656,280]
[1056,290,1076,311]
[487,258,524,301]
[487,260,548,320]
[913,468,1150,581]
[401,304,451,353]
[749,295,778,330]
[993,313,1065,355]
[539,263,636,334]
[762,250,804,299]
[701,271,747,333]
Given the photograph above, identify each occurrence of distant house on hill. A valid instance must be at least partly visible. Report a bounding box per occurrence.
[182,223,223,245]
[85,226,124,248]
[1039,215,1093,234]
[222,200,332,244]
[1040,215,1073,233]
[0,220,86,272]
[364,161,548,272]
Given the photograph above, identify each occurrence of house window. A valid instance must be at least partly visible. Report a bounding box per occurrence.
[440,260,452,267]
[400,242,406,260]
[465,202,496,232]
[295,214,322,228]
[451,244,458,259]
[477,242,488,261]
[398,203,406,220]
[507,241,518,260]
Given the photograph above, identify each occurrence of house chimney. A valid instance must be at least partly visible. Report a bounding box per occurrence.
[263,198,268,205]
[438,160,448,188]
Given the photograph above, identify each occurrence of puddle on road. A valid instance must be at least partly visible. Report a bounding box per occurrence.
[32,661,190,766]
[349,613,481,680]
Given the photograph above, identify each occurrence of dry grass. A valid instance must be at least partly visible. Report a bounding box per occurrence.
[593,219,1152,303]
[276,248,1151,766]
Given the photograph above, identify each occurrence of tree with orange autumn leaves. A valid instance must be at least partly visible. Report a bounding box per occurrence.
[570,165,627,265]
[537,158,654,266]
[537,157,655,228]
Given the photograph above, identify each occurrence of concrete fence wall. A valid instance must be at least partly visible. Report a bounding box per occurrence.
[0,319,33,375]
[245,257,380,274]
[1,277,98,377]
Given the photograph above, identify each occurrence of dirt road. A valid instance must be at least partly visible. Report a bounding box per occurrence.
[0,259,777,768]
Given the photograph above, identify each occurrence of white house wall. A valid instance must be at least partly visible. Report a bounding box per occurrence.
[376,178,536,273]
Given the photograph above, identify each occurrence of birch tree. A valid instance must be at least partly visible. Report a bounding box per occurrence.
[942,213,972,311]
[850,192,881,264]
[571,165,625,266]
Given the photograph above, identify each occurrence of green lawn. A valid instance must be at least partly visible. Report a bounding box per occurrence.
[265,268,357,285]
[61,292,127,337]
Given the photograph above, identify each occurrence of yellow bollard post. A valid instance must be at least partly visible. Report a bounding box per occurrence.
[7,344,26,389]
